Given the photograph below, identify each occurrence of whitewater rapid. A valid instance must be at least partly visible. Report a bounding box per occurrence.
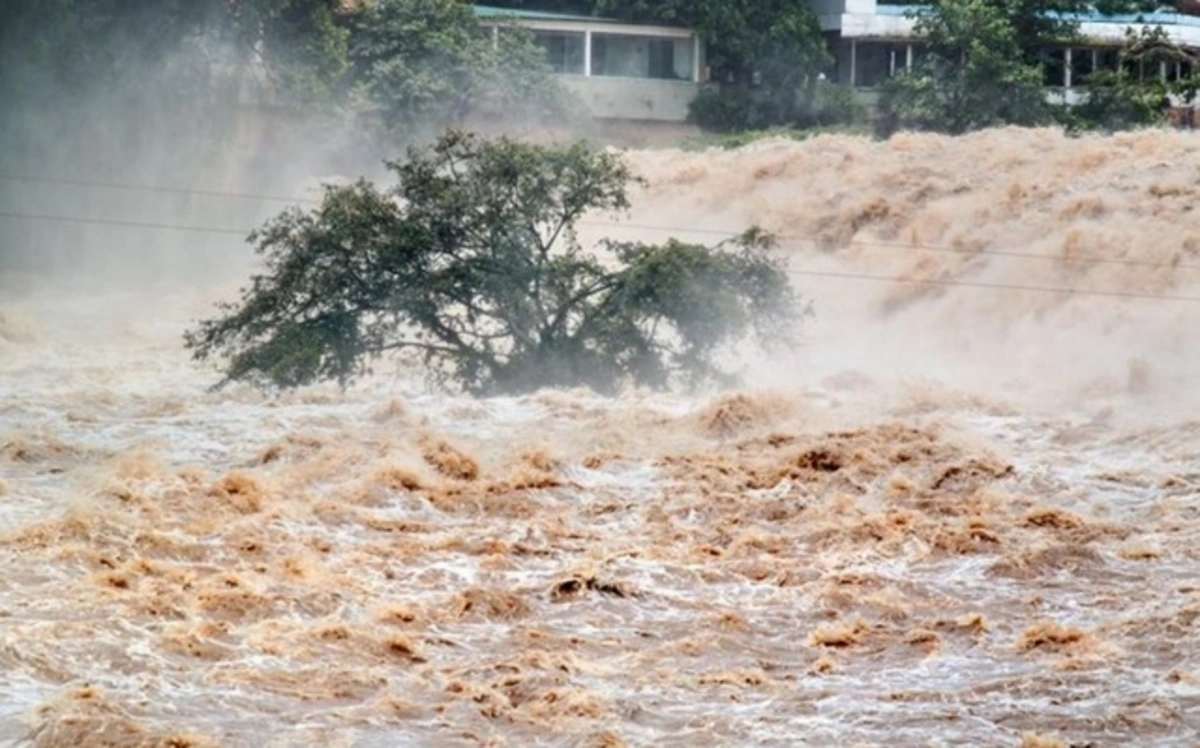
[3,126,1200,746]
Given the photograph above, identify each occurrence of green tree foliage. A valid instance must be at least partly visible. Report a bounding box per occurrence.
[998,1,1164,51]
[258,0,352,105]
[0,0,350,173]
[344,0,571,140]
[877,0,1050,135]
[0,0,353,277]
[876,0,1183,135]
[1070,26,1200,130]
[184,131,803,395]
[0,0,348,112]
[596,0,850,131]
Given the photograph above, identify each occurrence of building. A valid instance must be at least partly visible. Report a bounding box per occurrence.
[815,1,1200,102]
[473,5,705,122]
[476,2,1200,124]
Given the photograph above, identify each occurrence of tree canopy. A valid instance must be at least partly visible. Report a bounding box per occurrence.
[0,0,349,110]
[998,1,1164,52]
[184,131,804,395]
[597,0,852,131]
[877,0,1050,135]
[0,0,573,176]
[877,0,1196,135]
[344,0,570,141]
[1071,26,1200,130]
[0,0,352,178]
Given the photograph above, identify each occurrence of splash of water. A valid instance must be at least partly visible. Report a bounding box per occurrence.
[3,127,1200,746]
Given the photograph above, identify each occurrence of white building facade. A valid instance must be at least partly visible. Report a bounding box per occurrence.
[475,5,705,122]
[476,2,1200,123]
[817,1,1200,102]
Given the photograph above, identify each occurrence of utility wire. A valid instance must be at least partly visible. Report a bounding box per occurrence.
[4,202,1195,275]
[3,173,1200,296]
[0,210,250,236]
[2,207,1197,303]
[593,220,1200,272]
[0,172,321,205]
[5,170,1197,273]
[784,268,1200,303]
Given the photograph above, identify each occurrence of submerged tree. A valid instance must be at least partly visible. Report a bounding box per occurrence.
[185,131,804,395]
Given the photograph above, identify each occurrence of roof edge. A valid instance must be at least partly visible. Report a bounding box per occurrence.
[471,4,689,28]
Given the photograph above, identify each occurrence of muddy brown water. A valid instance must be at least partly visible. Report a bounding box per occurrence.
[2,127,1200,746]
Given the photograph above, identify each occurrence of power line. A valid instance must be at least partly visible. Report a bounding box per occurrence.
[785,268,1200,303]
[2,208,1198,304]
[593,220,1200,272]
[846,236,1196,271]
[5,170,1197,273]
[0,172,321,205]
[0,210,249,236]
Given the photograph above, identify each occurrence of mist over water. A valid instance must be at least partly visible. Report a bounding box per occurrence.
[3,124,1200,746]
[624,127,1200,412]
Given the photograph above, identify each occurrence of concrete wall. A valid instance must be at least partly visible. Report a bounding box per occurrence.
[559,75,701,122]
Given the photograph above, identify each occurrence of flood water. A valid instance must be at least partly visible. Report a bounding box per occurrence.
[2,127,1200,747]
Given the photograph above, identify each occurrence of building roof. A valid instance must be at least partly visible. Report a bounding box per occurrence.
[472,5,617,23]
[877,3,1200,28]
[471,4,689,28]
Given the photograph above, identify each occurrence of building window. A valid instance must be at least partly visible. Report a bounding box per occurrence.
[911,43,930,70]
[829,38,853,85]
[1072,47,1095,86]
[1039,47,1067,87]
[591,33,693,80]
[1122,55,1140,79]
[1096,48,1121,75]
[856,43,892,87]
[648,38,677,79]
[533,31,585,75]
[839,42,910,88]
